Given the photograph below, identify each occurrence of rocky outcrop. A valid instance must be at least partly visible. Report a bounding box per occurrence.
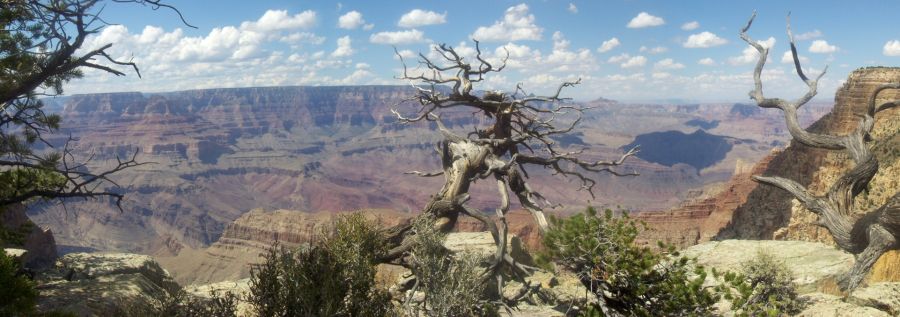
[1,203,57,269]
[35,252,178,316]
[714,67,900,282]
[682,240,900,316]
[635,152,778,248]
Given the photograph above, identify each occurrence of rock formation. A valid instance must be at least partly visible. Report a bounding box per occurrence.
[681,239,900,316]
[35,252,179,316]
[26,86,827,256]
[0,203,57,269]
[714,67,900,283]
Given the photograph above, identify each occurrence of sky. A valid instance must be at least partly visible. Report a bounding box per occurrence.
[66,0,900,102]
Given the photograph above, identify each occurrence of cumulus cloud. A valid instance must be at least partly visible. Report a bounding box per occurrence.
[369,29,426,44]
[884,40,900,56]
[780,50,808,64]
[729,37,775,65]
[808,40,838,53]
[568,3,578,13]
[652,72,671,79]
[240,10,316,32]
[398,9,447,28]
[639,46,668,54]
[654,58,684,70]
[338,11,365,29]
[607,53,630,64]
[331,36,353,57]
[597,37,620,53]
[794,30,822,41]
[67,8,407,94]
[683,31,728,48]
[681,21,699,31]
[621,55,647,68]
[471,4,542,42]
[280,32,325,45]
[627,12,665,28]
[698,57,716,66]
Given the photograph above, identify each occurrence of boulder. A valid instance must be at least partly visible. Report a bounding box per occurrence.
[680,239,853,294]
[797,293,890,317]
[185,278,254,317]
[35,253,178,316]
[848,282,900,316]
[683,240,900,316]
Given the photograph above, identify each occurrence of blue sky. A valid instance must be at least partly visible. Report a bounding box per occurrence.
[67,0,900,102]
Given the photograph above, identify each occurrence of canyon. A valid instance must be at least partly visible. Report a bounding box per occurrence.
[23,84,833,282]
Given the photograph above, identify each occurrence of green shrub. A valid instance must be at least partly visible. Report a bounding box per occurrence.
[717,250,802,317]
[248,213,392,317]
[123,281,237,317]
[0,249,38,316]
[540,207,718,316]
[405,214,496,317]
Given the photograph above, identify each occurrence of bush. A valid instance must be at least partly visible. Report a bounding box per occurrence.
[540,207,718,316]
[0,249,37,316]
[123,281,237,317]
[248,213,392,317]
[718,250,802,317]
[405,214,496,317]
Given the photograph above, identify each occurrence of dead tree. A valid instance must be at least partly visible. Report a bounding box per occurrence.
[741,12,900,290]
[380,41,639,298]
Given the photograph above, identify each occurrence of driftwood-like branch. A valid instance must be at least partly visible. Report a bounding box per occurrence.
[742,11,900,290]
[380,40,639,304]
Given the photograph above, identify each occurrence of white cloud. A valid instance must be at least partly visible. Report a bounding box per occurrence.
[331,36,353,57]
[568,3,578,14]
[654,58,684,70]
[681,21,699,31]
[729,37,775,65]
[471,4,542,42]
[794,30,822,41]
[652,72,671,79]
[809,40,838,53]
[683,31,728,48]
[398,9,447,28]
[627,12,665,28]
[884,40,900,56]
[241,10,316,32]
[698,57,716,66]
[780,50,809,64]
[369,29,426,44]
[639,46,668,54]
[607,53,630,64]
[393,49,417,60]
[597,37,620,53]
[280,32,325,45]
[338,11,365,29]
[363,24,374,31]
[621,55,647,68]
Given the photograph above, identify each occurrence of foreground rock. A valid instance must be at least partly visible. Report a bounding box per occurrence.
[35,253,178,316]
[683,240,899,316]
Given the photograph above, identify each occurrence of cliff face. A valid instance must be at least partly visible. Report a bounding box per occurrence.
[708,67,900,282]
[27,85,828,256]
[0,204,57,269]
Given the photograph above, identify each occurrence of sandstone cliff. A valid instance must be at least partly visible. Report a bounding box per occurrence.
[724,67,900,282]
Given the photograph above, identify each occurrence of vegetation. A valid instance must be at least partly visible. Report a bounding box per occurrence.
[0,250,38,316]
[717,251,802,317]
[125,283,238,317]
[405,214,496,317]
[540,207,719,316]
[248,213,393,317]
